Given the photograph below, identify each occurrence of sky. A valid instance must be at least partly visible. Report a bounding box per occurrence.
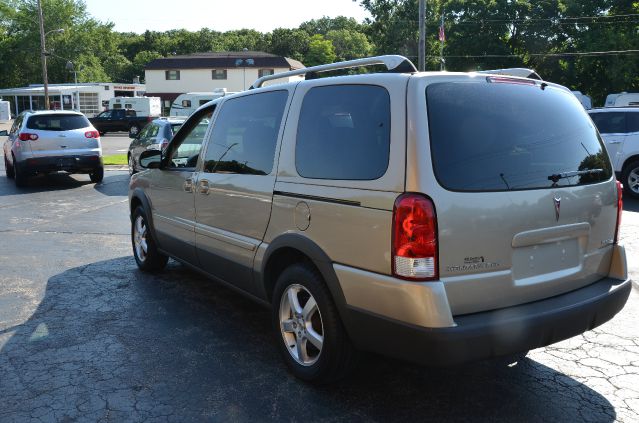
[83,0,371,33]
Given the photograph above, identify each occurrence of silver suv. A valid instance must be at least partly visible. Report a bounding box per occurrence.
[2,110,103,186]
[128,56,631,383]
[588,107,639,198]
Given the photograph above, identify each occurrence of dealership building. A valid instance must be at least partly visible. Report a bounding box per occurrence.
[0,82,146,117]
[144,51,304,114]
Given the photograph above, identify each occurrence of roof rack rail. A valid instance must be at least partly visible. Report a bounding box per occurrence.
[476,68,542,80]
[250,55,417,89]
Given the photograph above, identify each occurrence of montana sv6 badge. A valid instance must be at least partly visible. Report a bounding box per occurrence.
[446,256,500,273]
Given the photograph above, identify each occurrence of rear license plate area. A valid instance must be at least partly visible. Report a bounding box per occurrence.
[512,238,580,283]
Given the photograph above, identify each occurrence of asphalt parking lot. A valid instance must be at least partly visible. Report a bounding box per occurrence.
[0,164,638,422]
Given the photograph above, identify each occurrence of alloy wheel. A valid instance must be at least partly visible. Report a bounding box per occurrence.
[133,215,148,262]
[279,284,324,366]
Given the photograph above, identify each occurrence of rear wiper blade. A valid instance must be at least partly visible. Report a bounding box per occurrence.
[547,169,604,183]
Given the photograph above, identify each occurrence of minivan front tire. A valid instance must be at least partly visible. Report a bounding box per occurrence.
[272,263,357,384]
[621,159,639,199]
[131,206,168,272]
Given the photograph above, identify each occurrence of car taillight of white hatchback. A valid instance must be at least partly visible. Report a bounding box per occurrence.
[392,193,439,281]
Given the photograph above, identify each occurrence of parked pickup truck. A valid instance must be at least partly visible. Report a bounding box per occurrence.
[89,109,155,137]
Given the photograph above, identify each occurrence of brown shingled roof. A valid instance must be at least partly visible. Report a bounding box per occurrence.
[145,51,305,70]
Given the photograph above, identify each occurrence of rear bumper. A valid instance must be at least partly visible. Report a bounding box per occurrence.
[338,269,632,365]
[19,155,103,174]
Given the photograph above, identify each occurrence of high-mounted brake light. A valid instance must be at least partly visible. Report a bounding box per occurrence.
[85,130,100,139]
[392,193,438,281]
[18,133,38,141]
[486,76,536,86]
[614,180,623,243]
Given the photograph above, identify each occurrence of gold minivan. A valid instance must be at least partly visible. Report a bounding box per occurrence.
[129,56,631,383]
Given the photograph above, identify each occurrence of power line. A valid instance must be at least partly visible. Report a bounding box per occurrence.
[423,49,639,59]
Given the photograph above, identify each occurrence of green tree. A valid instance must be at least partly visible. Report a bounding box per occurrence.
[304,34,336,66]
[325,28,372,61]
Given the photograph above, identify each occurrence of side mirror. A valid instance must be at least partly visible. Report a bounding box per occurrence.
[128,131,138,139]
[0,130,8,136]
[139,150,162,169]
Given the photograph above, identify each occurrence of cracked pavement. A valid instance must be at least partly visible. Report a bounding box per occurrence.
[0,167,637,422]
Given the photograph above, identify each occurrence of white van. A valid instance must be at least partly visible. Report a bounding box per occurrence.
[169,89,234,117]
[109,97,161,117]
[571,91,592,109]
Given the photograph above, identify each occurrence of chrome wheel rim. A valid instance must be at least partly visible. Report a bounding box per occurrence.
[133,215,148,262]
[130,126,139,135]
[279,284,324,366]
[628,168,639,194]
[128,155,134,175]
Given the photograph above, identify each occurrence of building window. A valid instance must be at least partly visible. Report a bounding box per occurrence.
[259,69,275,78]
[165,70,180,80]
[212,69,227,80]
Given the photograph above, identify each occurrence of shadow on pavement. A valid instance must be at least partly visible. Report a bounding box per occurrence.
[623,196,639,213]
[0,257,616,422]
[0,171,128,197]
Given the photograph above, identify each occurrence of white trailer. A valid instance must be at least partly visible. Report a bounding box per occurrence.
[109,97,161,117]
[169,89,233,117]
[605,92,639,107]
[571,91,592,110]
[0,100,11,121]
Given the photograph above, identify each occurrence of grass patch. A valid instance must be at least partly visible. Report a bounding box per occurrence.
[102,154,128,165]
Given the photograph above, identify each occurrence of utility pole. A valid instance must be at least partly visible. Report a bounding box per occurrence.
[37,0,50,110]
[418,0,426,71]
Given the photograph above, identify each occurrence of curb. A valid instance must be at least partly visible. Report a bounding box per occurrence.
[105,165,128,171]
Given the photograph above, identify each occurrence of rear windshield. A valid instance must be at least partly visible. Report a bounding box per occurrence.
[26,114,90,131]
[426,81,612,191]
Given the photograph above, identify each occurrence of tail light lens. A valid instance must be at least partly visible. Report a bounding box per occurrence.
[85,130,100,139]
[160,138,169,150]
[392,193,438,281]
[614,180,623,243]
[18,133,38,141]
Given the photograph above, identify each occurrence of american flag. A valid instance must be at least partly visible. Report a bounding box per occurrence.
[438,23,446,42]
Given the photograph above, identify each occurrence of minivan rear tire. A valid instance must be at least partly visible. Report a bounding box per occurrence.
[621,160,639,199]
[272,263,357,384]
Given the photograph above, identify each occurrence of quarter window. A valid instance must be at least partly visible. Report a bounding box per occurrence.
[203,91,288,175]
[212,69,227,80]
[295,85,391,180]
[165,70,180,80]
[167,110,213,169]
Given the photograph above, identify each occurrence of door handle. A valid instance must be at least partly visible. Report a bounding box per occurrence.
[183,178,194,193]
[608,141,623,144]
[198,179,210,195]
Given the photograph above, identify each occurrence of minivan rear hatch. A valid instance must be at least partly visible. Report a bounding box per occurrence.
[418,76,618,315]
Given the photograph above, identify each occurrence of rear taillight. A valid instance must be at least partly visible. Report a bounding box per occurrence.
[18,133,38,141]
[160,138,169,150]
[85,130,100,139]
[392,193,438,281]
[614,180,623,243]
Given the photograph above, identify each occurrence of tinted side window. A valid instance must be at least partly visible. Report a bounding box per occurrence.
[590,112,626,134]
[626,112,639,133]
[296,85,391,180]
[203,91,288,175]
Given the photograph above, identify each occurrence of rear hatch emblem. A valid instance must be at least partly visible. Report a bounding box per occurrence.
[553,196,561,221]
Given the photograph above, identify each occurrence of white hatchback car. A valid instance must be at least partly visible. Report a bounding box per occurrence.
[589,107,639,198]
[2,110,103,187]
